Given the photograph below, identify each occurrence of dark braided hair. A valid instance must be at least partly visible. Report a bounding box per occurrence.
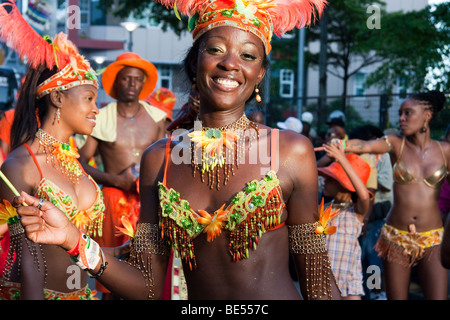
[409,90,447,116]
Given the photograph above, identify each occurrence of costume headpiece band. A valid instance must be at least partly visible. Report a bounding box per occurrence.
[157,0,327,54]
[0,0,98,99]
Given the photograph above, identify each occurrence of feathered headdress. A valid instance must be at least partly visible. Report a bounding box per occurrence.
[0,0,98,98]
[157,0,327,54]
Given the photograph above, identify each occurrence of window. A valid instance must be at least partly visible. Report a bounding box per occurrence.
[79,0,90,27]
[354,72,366,96]
[279,69,294,98]
[397,76,408,99]
[90,0,106,25]
[158,65,172,90]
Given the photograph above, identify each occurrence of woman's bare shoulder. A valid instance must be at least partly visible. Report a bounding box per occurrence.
[278,129,314,157]
[1,145,40,198]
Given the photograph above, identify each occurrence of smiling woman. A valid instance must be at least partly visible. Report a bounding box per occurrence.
[14,0,342,301]
[0,0,104,300]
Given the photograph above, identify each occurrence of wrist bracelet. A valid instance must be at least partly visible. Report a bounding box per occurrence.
[86,249,108,279]
[71,234,101,270]
[70,233,108,278]
[66,235,81,257]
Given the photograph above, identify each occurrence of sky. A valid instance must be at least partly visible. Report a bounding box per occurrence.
[428,0,449,4]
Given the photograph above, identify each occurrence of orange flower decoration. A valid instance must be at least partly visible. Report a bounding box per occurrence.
[0,199,18,225]
[196,204,228,241]
[115,216,136,239]
[189,129,237,157]
[52,142,83,178]
[315,198,340,235]
[52,142,80,160]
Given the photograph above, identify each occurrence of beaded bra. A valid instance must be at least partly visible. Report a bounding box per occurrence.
[24,143,105,236]
[159,129,285,270]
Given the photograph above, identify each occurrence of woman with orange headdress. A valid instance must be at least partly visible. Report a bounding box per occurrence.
[0,0,104,299]
[15,0,341,300]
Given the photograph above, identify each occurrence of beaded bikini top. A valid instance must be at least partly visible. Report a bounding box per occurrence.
[24,143,105,237]
[158,129,285,270]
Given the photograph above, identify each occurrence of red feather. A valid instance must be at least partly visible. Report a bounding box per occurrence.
[155,0,327,35]
[0,0,70,70]
[268,0,327,36]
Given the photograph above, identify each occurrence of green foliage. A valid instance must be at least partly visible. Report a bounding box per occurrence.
[308,0,387,80]
[366,3,450,93]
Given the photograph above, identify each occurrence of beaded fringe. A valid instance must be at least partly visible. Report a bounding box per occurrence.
[191,114,259,190]
[1,222,47,286]
[374,233,441,268]
[288,223,336,300]
[127,223,171,299]
[160,184,284,269]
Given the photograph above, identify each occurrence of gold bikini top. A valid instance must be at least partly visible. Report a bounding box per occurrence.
[393,137,448,188]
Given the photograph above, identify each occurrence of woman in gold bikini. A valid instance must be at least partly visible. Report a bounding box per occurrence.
[333,91,449,299]
[12,0,341,300]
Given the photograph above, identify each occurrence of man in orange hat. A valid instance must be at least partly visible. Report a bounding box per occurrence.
[77,52,167,299]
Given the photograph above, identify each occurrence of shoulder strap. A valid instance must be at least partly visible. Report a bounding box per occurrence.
[23,143,43,179]
[271,129,279,172]
[162,136,173,186]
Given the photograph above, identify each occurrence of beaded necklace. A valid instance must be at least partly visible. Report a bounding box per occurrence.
[188,113,259,190]
[35,128,83,184]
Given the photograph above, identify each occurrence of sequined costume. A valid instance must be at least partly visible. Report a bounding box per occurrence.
[0,144,104,300]
[159,129,285,269]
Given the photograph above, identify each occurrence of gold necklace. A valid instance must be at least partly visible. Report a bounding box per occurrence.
[35,128,83,184]
[188,113,259,190]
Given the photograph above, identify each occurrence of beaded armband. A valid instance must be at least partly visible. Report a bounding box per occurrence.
[381,135,392,152]
[127,223,170,299]
[287,222,336,300]
[2,216,46,284]
[288,222,327,254]
[133,223,171,256]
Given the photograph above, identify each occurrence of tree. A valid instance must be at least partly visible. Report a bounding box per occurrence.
[308,0,387,114]
[367,3,450,93]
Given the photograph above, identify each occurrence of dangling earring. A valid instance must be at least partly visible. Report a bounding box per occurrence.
[192,77,197,91]
[420,120,428,133]
[255,87,261,103]
[56,107,61,124]
[53,107,61,125]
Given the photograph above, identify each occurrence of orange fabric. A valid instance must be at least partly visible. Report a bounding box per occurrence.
[317,153,371,192]
[163,136,173,186]
[192,0,273,54]
[23,143,44,177]
[94,186,139,248]
[0,280,98,300]
[36,61,98,99]
[0,109,14,145]
[101,52,158,100]
[144,88,176,120]
[94,186,139,294]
